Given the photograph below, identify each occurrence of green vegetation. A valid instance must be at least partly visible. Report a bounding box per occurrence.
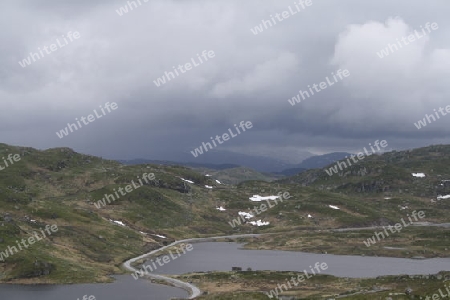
[0,143,449,299]
[195,166,279,185]
[177,271,450,299]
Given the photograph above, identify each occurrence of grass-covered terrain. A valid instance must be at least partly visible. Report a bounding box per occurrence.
[194,166,280,185]
[0,143,232,283]
[242,226,450,258]
[0,142,449,299]
[280,144,450,198]
[175,270,450,299]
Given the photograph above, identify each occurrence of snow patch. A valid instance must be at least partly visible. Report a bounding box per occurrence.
[329,205,340,210]
[110,219,126,227]
[238,211,254,219]
[205,174,211,177]
[215,180,221,184]
[249,220,270,226]
[307,214,313,218]
[249,195,279,202]
[216,206,226,211]
[180,178,194,184]
[412,173,426,178]
[437,195,450,200]
[205,185,213,189]
[152,234,167,239]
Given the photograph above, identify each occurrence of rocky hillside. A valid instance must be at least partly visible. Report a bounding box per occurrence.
[279,144,450,198]
[0,143,449,284]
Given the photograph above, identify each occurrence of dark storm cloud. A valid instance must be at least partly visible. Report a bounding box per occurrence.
[0,0,449,163]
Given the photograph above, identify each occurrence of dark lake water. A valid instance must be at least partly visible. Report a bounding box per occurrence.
[3,241,450,299]
[148,242,450,278]
[0,275,187,300]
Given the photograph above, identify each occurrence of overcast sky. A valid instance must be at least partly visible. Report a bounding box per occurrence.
[1,0,449,163]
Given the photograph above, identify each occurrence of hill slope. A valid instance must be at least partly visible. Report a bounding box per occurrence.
[1,143,449,284]
[279,144,450,198]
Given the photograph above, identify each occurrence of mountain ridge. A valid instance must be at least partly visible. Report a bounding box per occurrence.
[1,142,449,285]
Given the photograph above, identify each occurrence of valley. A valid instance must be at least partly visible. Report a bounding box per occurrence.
[0,143,449,299]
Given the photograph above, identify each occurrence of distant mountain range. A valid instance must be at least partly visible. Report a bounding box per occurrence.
[119,150,292,172]
[119,151,352,176]
[280,144,450,196]
[294,152,352,169]
[118,159,240,171]
[2,141,449,285]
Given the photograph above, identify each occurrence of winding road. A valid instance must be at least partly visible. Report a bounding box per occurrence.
[123,222,450,298]
[122,234,262,299]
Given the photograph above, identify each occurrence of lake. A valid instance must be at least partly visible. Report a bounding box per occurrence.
[3,241,450,299]
[149,242,450,278]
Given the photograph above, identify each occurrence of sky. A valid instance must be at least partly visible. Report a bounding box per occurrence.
[1,0,449,164]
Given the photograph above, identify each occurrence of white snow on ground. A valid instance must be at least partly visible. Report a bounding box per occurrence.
[180,178,194,184]
[329,205,340,210]
[153,234,167,239]
[216,206,226,211]
[384,197,391,200]
[249,220,270,226]
[308,214,313,218]
[236,210,268,226]
[205,185,213,189]
[139,231,147,235]
[205,174,211,177]
[239,211,254,219]
[412,173,426,178]
[400,206,409,210]
[249,195,279,202]
[215,180,221,184]
[110,219,126,227]
[437,195,450,200]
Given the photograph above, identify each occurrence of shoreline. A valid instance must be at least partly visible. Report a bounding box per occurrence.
[3,223,448,290]
[122,234,262,299]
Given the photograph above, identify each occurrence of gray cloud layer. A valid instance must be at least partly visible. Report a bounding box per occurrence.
[1,0,449,162]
